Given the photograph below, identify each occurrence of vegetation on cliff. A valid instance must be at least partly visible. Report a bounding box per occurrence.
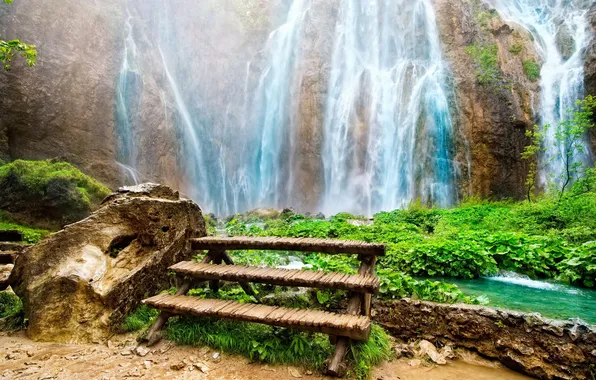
[0,160,111,227]
[1,0,37,70]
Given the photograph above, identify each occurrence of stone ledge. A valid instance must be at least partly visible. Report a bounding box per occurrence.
[373,299,596,380]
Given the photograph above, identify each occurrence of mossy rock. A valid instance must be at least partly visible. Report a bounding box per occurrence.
[0,160,111,228]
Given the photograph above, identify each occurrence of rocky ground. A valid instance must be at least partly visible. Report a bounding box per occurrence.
[0,332,532,380]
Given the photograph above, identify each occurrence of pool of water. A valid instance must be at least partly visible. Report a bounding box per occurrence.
[435,274,596,325]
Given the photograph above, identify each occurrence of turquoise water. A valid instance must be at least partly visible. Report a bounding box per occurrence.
[438,275,596,325]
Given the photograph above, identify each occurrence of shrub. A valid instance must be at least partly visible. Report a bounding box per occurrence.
[523,59,541,82]
[466,43,503,86]
[509,44,523,54]
[0,160,111,227]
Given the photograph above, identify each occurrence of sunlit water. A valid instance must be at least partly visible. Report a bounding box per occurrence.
[321,0,457,215]
[488,0,593,185]
[441,275,596,324]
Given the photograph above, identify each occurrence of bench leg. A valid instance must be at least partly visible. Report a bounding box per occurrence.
[221,251,257,297]
[209,251,223,293]
[144,252,213,346]
[326,292,362,376]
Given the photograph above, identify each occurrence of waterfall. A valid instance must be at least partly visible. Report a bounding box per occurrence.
[320,0,457,215]
[249,0,311,209]
[488,0,593,184]
[115,9,141,185]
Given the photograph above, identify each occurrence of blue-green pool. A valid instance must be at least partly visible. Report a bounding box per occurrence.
[437,274,596,325]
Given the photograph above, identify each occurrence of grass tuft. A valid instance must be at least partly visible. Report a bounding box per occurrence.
[121,304,159,332]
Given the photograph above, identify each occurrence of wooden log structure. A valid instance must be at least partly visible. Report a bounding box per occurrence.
[142,236,385,376]
[0,230,23,243]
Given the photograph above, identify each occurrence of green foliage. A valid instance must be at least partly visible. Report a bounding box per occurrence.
[557,242,596,288]
[0,291,25,331]
[465,43,503,86]
[0,160,110,202]
[0,291,22,319]
[521,125,545,201]
[164,315,390,379]
[0,160,111,226]
[551,96,596,199]
[166,316,332,370]
[509,44,523,54]
[522,59,541,82]
[121,305,159,332]
[0,39,36,70]
[377,270,487,304]
[349,325,391,379]
[1,0,37,71]
[0,211,50,243]
[225,189,596,289]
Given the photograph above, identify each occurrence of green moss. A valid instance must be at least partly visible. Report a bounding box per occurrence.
[0,160,110,203]
[509,44,523,54]
[0,291,22,319]
[465,43,503,87]
[523,59,541,82]
[0,218,50,243]
[0,160,111,226]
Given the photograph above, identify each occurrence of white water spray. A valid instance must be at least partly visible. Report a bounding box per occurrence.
[488,0,593,184]
[320,0,458,215]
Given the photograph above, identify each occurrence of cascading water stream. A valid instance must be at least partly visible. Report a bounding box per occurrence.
[488,0,593,183]
[249,0,311,209]
[321,0,457,216]
[115,9,141,185]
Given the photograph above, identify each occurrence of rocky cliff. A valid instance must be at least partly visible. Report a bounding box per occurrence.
[435,0,540,199]
[0,0,124,186]
[1,0,594,212]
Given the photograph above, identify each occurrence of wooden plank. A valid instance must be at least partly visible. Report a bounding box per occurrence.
[0,252,15,265]
[191,237,386,256]
[0,230,23,242]
[142,294,371,341]
[170,262,381,293]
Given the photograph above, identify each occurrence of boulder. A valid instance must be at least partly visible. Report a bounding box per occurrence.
[10,183,206,343]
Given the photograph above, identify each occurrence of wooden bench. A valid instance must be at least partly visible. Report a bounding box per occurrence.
[142,236,386,376]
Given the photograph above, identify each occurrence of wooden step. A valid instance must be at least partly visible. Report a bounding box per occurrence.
[0,230,23,243]
[191,237,386,256]
[143,294,371,341]
[170,262,380,293]
[0,252,15,265]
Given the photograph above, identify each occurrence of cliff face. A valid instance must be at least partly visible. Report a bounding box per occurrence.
[585,4,596,97]
[0,0,124,186]
[0,0,594,211]
[435,0,540,200]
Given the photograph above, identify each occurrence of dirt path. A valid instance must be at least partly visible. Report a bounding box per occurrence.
[0,332,532,379]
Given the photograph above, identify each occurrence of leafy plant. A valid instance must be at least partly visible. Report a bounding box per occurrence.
[509,44,523,54]
[522,59,541,82]
[466,43,503,87]
[551,96,596,200]
[1,0,37,70]
[521,124,545,202]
